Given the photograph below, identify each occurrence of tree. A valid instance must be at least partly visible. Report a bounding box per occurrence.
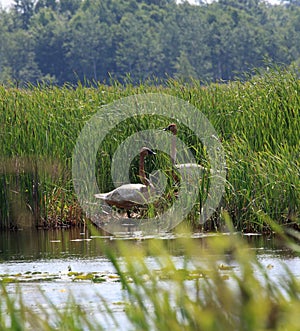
[282,0,300,6]
[59,0,82,15]
[0,29,41,84]
[115,9,164,82]
[30,8,69,84]
[13,0,35,29]
[174,51,197,82]
[174,3,211,80]
[1,0,300,85]
[35,0,57,12]
[66,8,113,82]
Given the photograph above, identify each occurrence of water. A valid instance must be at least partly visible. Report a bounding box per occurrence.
[1,226,300,330]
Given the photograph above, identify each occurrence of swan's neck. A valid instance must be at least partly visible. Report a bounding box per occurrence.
[139,154,149,186]
[170,131,179,183]
[171,134,176,165]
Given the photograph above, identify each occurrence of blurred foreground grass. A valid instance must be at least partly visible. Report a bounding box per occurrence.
[1,217,300,330]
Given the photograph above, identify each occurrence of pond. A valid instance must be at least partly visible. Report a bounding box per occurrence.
[1,225,300,330]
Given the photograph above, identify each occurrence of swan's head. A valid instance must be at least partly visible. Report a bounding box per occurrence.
[163,123,177,135]
[140,147,156,156]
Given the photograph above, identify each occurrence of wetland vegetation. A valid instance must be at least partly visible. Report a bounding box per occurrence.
[1,2,299,329]
[0,67,299,232]
[1,225,300,331]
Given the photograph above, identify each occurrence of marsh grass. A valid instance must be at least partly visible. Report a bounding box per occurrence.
[0,282,108,330]
[1,220,300,330]
[106,231,300,331]
[0,67,299,231]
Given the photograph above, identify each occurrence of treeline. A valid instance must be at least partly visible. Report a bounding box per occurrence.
[1,0,300,85]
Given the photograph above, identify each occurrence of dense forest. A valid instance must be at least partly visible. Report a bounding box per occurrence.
[1,0,300,85]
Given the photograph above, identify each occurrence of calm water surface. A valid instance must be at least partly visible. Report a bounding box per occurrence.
[1,226,300,330]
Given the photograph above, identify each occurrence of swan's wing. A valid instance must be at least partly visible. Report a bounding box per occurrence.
[114,184,150,204]
[174,163,206,183]
[95,184,156,207]
[175,163,206,170]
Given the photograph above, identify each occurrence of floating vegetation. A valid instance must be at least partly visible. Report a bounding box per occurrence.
[92,276,107,283]
[0,266,221,284]
[0,270,117,284]
[1,226,300,330]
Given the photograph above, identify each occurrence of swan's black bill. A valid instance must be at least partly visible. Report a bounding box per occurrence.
[162,123,176,132]
[141,147,156,155]
[148,149,156,155]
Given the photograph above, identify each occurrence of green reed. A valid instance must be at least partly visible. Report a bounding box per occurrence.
[104,222,300,331]
[1,221,300,330]
[0,67,299,231]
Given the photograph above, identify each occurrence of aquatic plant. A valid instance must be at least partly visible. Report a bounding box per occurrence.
[1,220,300,330]
[0,67,299,231]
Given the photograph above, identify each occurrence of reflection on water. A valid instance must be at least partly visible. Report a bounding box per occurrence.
[0,225,108,261]
[0,225,203,261]
[0,224,299,262]
[1,224,300,283]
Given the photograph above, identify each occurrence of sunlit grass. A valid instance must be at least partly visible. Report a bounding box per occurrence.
[0,67,299,231]
[1,219,300,330]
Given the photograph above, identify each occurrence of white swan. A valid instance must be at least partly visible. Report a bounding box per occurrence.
[163,123,207,181]
[94,147,157,215]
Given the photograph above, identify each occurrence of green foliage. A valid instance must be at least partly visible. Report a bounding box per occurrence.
[104,228,300,331]
[67,6,113,82]
[0,68,299,231]
[0,28,42,84]
[12,0,35,29]
[1,0,300,84]
[1,226,300,330]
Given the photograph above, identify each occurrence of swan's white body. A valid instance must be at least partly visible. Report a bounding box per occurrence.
[94,183,156,209]
[95,147,156,212]
[175,163,204,170]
